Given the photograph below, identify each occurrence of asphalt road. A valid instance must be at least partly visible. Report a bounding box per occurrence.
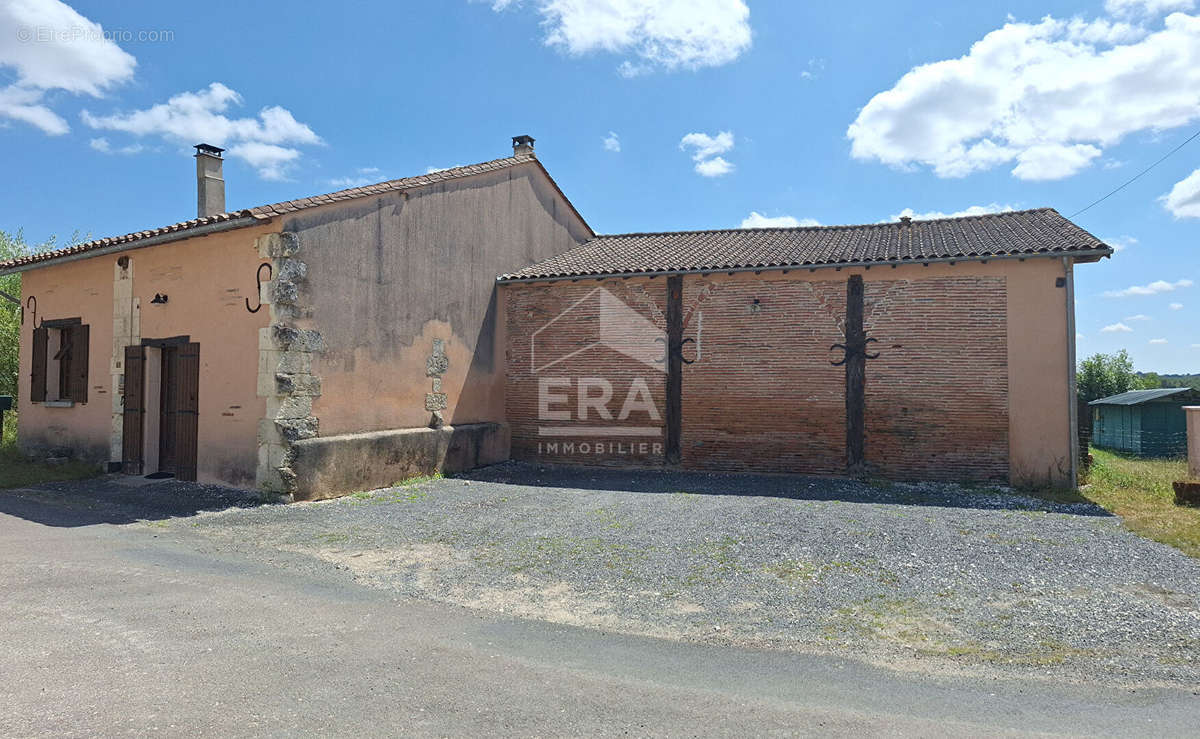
[0,480,1197,737]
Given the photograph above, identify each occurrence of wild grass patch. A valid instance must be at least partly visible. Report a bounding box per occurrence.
[0,413,100,489]
[1080,448,1198,558]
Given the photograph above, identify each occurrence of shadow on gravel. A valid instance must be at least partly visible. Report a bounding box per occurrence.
[0,476,271,528]
[454,462,1112,516]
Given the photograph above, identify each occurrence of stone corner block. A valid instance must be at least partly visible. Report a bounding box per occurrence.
[425,393,448,411]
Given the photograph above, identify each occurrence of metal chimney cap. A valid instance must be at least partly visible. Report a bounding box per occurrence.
[512,135,535,148]
[899,215,912,225]
[194,143,225,157]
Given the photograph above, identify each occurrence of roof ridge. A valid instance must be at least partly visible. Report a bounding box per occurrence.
[247,154,534,217]
[500,207,1110,282]
[0,154,540,273]
[595,208,1058,240]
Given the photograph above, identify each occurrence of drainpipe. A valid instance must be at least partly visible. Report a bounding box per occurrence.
[1064,257,1078,488]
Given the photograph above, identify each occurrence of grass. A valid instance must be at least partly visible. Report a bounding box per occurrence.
[340,472,444,505]
[0,412,100,489]
[1079,447,1199,558]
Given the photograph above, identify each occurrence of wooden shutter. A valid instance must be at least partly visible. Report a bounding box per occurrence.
[30,326,48,402]
[174,342,200,482]
[122,344,145,475]
[70,324,89,404]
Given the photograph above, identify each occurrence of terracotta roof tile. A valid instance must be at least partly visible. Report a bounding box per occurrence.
[498,208,1110,281]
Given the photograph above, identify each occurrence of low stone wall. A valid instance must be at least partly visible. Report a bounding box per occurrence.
[288,422,509,501]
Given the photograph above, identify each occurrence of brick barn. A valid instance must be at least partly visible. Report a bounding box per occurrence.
[501,211,1111,489]
[2,136,1110,497]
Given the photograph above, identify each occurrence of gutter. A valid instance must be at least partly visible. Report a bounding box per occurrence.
[1064,256,1079,489]
[0,216,265,277]
[496,247,1115,284]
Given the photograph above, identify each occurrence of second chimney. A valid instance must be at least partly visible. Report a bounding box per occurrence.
[194,143,225,218]
[512,135,535,157]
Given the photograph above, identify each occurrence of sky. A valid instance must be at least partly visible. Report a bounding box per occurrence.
[0,0,1196,372]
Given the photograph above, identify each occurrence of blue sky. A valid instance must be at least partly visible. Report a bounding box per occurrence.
[0,0,1196,371]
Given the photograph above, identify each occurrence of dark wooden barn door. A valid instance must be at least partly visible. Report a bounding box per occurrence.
[172,343,200,482]
[122,345,146,474]
[158,347,179,475]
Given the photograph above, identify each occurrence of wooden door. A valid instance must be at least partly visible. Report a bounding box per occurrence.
[121,345,145,474]
[158,347,179,474]
[173,343,200,482]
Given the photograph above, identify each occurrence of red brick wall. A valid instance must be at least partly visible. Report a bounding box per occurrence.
[505,272,1010,482]
[863,277,1009,480]
[505,279,668,466]
[679,276,847,474]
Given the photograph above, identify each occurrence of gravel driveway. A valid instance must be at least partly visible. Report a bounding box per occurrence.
[142,461,1199,688]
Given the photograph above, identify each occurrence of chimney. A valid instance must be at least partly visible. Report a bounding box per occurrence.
[899,215,912,225]
[512,134,535,157]
[194,143,225,218]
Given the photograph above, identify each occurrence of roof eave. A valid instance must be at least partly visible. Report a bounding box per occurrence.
[496,247,1116,284]
[0,215,267,277]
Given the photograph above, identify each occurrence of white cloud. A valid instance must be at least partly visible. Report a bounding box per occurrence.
[889,203,1016,221]
[694,155,734,177]
[82,82,321,180]
[0,0,136,134]
[1124,313,1151,320]
[847,12,1200,181]
[603,131,621,152]
[680,130,734,176]
[1011,144,1102,181]
[1163,168,1200,218]
[740,212,820,228]
[1076,332,1085,340]
[680,131,733,160]
[425,164,462,174]
[1106,0,1195,17]
[1102,322,1134,332]
[1104,278,1194,297]
[488,0,752,73]
[328,167,384,188]
[1106,235,1138,251]
[1149,337,1169,344]
[1170,302,1184,309]
[226,143,299,182]
[800,57,825,80]
[88,136,142,154]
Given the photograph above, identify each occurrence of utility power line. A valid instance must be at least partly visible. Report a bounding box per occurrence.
[1069,127,1200,219]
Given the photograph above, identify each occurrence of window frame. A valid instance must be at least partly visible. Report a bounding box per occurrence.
[32,317,88,405]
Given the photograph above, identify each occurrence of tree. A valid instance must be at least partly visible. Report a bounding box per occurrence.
[1077,350,1157,403]
[0,231,27,401]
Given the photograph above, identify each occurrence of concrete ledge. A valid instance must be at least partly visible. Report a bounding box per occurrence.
[289,422,509,501]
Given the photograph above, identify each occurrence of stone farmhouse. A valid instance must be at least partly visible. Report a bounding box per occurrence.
[0,136,1111,498]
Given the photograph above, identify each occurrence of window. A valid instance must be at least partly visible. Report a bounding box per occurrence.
[31,320,89,404]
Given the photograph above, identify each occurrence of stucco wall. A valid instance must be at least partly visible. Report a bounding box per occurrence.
[504,257,1074,487]
[288,161,591,438]
[17,224,274,486]
[18,256,113,462]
